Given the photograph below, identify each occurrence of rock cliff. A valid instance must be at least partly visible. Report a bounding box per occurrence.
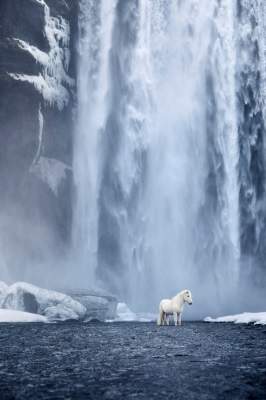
[0,0,77,279]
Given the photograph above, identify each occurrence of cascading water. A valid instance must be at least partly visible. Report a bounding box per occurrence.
[73,0,266,315]
[207,1,240,288]
[72,0,117,283]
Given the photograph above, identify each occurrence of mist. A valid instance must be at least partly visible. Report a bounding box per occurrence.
[1,0,266,320]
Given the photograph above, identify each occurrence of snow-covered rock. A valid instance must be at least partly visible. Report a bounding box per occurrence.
[2,282,86,321]
[44,304,80,322]
[67,289,118,321]
[204,312,266,325]
[110,302,156,322]
[13,38,49,66]
[0,282,120,322]
[0,281,8,307]
[8,0,74,110]
[116,303,137,321]
[0,309,47,323]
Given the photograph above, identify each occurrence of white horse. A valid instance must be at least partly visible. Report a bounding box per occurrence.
[157,289,193,326]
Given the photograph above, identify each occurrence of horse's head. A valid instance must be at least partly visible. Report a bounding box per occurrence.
[183,289,193,305]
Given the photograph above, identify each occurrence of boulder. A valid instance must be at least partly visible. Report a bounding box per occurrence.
[44,304,81,322]
[2,282,86,321]
[66,289,118,321]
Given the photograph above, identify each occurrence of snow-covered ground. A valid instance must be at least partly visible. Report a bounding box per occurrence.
[204,312,266,325]
[0,309,47,323]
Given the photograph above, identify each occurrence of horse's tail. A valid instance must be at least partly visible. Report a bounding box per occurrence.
[157,303,163,326]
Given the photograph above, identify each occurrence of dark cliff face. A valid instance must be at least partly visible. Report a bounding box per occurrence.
[0,0,77,281]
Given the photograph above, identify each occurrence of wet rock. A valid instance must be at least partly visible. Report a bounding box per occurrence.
[66,289,118,321]
[0,0,77,264]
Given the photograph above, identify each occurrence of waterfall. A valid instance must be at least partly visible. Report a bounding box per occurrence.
[208,1,240,287]
[237,0,266,280]
[72,0,117,282]
[73,0,266,313]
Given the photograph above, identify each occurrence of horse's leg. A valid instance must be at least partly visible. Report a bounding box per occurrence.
[173,313,178,326]
[166,314,170,325]
[157,310,161,325]
[178,313,182,326]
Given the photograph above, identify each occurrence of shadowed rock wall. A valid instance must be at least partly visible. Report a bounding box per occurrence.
[0,0,77,281]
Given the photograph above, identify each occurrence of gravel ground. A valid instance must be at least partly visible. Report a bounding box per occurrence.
[0,321,265,399]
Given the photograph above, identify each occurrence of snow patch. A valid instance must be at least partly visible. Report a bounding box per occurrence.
[9,0,74,110]
[0,309,47,323]
[204,312,266,325]
[30,156,71,196]
[13,38,49,65]
[9,73,70,110]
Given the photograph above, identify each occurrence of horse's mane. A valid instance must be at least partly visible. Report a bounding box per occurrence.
[172,289,189,300]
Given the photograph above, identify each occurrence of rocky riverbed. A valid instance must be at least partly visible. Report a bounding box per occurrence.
[0,322,265,399]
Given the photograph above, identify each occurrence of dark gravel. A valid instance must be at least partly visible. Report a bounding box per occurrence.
[0,321,265,399]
